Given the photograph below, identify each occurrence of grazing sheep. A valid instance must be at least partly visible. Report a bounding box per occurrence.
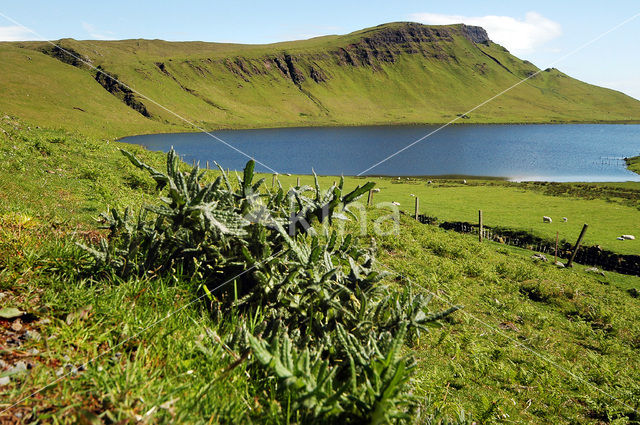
[410,194,415,197]
[392,201,401,206]
[427,180,433,184]
[543,216,552,223]
[622,235,636,240]
[617,237,625,241]
[462,179,467,184]
[562,217,568,222]
[372,188,381,193]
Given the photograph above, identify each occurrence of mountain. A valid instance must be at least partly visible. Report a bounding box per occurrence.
[2,22,640,137]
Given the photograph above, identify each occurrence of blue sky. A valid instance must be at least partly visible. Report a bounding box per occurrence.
[1,1,639,99]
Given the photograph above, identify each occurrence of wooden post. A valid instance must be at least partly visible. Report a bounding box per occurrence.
[478,210,483,242]
[367,189,373,206]
[296,177,300,187]
[206,160,209,170]
[414,197,419,221]
[272,174,276,187]
[554,231,559,264]
[567,224,588,267]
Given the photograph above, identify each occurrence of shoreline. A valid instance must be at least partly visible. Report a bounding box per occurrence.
[114,119,640,142]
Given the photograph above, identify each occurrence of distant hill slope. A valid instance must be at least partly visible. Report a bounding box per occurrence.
[2,22,640,137]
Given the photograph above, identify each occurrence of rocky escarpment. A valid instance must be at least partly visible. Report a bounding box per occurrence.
[94,66,150,117]
[40,43,151,118]
[206,23,491,89]
[460,25,491,45]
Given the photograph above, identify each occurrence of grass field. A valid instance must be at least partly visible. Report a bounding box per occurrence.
[2,117,640,423]
[2,22,640,138]
[271,175,640,255]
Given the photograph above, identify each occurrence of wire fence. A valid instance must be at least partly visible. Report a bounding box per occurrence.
[416,215,640,277]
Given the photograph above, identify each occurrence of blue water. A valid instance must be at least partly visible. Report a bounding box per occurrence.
[121,124,640,182]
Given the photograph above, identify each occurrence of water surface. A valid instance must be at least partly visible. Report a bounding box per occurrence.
[121,124,640,182]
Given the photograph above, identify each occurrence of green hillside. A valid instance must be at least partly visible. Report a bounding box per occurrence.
[2,22,640,137]
[627,155,640,174]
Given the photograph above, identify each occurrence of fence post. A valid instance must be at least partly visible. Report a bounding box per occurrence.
[297,177,301,187]
[367,189,373,206]
[567,224,588,268]
[478,210,483,242]
[272,173,276,187]
[554,231,559,264]
[206,160,209,170]
[414,197,419,221]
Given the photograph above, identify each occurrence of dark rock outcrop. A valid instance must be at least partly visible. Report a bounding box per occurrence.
[39,45,88,68]
[460,25,491,45]
[94,66,150,117]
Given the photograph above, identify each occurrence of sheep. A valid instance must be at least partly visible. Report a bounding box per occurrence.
[462,179,467,184]
[622,235,636,240]
[372,188,381,193]
[427,180,433,184]
[562,217,568,222]
[542,216,552,223]
[392,201,401,206]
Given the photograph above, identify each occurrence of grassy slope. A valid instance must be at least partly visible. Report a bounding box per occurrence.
[2,22,640,138]
[1,120,640,423]
[626,155,640,174]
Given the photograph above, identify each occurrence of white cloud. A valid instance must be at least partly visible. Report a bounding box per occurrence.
[0,25,33,41]
[82,22,115,40]
[409,11,562,54]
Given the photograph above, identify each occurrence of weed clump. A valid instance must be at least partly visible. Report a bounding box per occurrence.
[79,149,461,423]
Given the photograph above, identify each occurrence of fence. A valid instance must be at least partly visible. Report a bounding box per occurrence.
[417,215,640,277]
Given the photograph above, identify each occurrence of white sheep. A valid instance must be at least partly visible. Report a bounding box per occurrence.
[392,201,401,206]
[622,235,636,240]
[562,217,568,222]
[372,188,381,193]
[543,216,552,223]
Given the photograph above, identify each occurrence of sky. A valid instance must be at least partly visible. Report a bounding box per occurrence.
[1,1,639,99]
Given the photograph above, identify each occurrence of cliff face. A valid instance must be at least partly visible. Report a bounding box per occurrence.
[213,23,494,86]
[460,25,491,45]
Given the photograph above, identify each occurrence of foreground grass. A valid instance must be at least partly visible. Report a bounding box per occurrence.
[2,206,640,423]
[2,118,640,423]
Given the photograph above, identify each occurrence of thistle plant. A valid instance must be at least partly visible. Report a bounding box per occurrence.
[80,148,461,423]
